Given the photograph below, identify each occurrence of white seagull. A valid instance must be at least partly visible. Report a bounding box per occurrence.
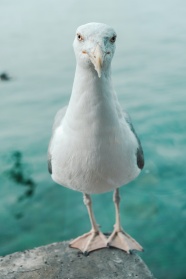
[48,22,144,255]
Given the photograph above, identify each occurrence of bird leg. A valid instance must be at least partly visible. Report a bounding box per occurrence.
[107,188,143,253]
[69,193,107,255]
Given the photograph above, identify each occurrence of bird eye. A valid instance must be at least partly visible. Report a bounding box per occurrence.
[77,33,84,41]
[110,35,116,43]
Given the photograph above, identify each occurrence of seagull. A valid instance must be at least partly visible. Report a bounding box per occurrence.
[48,22,144,255]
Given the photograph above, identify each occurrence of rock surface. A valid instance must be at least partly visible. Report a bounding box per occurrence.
[0,241,155,279]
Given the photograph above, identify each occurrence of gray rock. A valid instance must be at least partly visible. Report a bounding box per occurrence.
[0,241,155,279]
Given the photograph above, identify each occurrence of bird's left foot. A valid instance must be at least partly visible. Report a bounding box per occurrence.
[107,227,143,254]
[69,230,107,255]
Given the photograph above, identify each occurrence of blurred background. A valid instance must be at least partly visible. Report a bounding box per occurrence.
[0,0,186,278]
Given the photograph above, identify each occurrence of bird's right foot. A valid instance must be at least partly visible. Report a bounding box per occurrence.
[69,230,107,255]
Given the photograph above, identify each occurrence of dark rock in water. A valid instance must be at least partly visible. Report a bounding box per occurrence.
[0,241,156,279]
[0,72,11,81]
[5,151,36,202]
[14,212,24,219]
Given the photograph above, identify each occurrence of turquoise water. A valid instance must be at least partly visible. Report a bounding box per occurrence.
[0,1,186,278]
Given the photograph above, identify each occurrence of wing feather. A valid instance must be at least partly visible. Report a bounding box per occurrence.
[112,90,144,170]
[124,112,144,169]
[47,106,67,174]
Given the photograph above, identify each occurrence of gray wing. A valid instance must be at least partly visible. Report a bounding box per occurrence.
[112,90,144,170]
[123,111,144,170]
[47,106,67,174]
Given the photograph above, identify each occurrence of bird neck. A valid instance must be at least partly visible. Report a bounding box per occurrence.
[63,64,118,130]
[70,64,114,104]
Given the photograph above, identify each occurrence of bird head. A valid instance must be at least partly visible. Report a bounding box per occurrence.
[73,22,117,78]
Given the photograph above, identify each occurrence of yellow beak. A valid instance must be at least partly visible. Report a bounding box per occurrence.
[89,44,104,78]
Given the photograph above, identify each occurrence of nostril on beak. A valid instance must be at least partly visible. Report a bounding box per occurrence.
[106,51,110,54]
[82,50,87,54]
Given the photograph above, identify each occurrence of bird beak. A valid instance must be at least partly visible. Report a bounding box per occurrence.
[89,44,104,78]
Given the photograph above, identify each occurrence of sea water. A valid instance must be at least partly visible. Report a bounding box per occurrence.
[0,1,186,278]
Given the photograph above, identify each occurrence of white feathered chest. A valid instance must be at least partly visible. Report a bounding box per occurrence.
[50,79,140,194]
